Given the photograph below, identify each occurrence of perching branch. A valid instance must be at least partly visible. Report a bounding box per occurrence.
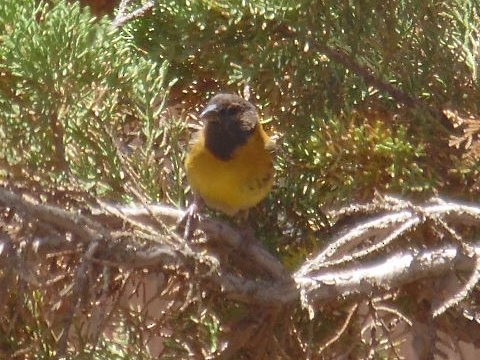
[3,186,480,308]
[3,186,480,357]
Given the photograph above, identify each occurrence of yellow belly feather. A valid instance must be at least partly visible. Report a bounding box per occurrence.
[185,127,273,216]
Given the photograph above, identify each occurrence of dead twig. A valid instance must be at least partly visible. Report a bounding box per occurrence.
[112,0,155,28]
[56,240,100,359]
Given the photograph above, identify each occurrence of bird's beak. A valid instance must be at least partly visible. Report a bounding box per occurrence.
[200,104,218,118]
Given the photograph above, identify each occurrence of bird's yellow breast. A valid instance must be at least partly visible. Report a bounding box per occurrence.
[185,126,274,216]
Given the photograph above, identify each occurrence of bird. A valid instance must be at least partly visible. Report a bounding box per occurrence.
[184,93,274,217]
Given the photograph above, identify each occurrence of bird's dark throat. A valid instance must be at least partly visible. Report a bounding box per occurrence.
[205,121,256,161]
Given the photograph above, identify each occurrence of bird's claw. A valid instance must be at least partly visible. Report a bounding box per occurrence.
[177,198,203,240]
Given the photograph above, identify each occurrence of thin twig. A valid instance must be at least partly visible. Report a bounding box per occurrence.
[374,304,413,327]
[318,303,359,355]
[319,46,452,130]
[56,240,100,359]
[297,210,414,276]
[319,218,419,269]
[112,0,155,28]
[0,233,40,286]
[433,255,480,317]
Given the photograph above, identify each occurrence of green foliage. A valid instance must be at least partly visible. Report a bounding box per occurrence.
[127,0,480,238]
[2,0,480,358]
[277,114,431,219]
[0,0,178,201]
[3,0,477,219]
[131,0,480,112]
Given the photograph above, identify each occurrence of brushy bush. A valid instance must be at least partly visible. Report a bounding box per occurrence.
[2,0,480,358]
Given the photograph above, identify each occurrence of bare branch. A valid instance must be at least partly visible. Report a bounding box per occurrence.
[319,46,452,130]
[56,240,100,359]
[0,187,105,243]
[4,187,480,310]
[100,202,289,281]
[295,244,480,306]
[297,210,416,277]
[299,200,480,278]
[432,255,480,318]
[4,185,480,358]
[112,0,155,28]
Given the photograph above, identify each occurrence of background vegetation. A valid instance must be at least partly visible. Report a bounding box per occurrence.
[1,0,480,358]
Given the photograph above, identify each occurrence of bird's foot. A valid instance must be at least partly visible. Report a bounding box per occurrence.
[177,197,204,240]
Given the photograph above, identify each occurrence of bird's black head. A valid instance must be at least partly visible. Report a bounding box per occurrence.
[201,93,258,161]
